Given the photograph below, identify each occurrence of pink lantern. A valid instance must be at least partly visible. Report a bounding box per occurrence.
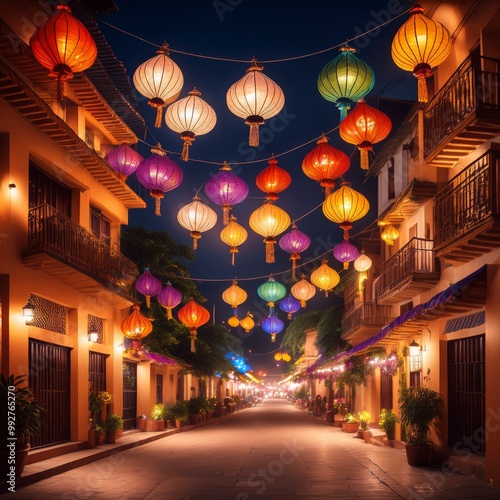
[279,224,311,279]
[262,313,285,343]
[105,143,143,180]
[135,268,162,308]
[136,145,183,216]
[157,282,183,319]
[204,162,249,224]
[333,240,360,270]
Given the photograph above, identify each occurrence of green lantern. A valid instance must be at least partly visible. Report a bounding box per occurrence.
[317,46,375,120]
[257,277,286,312]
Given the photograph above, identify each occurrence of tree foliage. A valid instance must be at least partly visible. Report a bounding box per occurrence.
[281,310,321,359]
[315,305,347,357]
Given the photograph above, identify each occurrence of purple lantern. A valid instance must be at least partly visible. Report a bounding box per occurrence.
[279,295,301,320]
[204,162,249,225]
[157,282,183,319]
[135,268,162,308]
[262,314,284,343]
[279,224,311,279]
[136,146,183,216]
[333,240,360,270]
[105,143,143,180]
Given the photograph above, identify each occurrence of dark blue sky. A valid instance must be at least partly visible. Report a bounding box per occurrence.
[98,0,416,373]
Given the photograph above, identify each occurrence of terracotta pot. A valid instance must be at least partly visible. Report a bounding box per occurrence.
[87,429,96,449]
[342,422,360,433]
[0,443,30,478]
[105,430,117,443]
[95,431,105,446]
[175,418,183,429]
[147,419,164,431]
[405,444,432,466]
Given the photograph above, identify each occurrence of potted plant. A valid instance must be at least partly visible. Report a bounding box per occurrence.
[398,387,445,466]
[187,397,204,424]
[342,413,359,433]
[333,397,346,427]
[148,403,165,431]
[162,404,175,428]
[170,401,188,428]
[94,423,106,446]
[103,413,123,443]
[0,374,43,478]
[379,408,399,442]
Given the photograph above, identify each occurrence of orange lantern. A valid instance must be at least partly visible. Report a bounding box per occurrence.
[282,353,292,362]
[177,298,210,352]
[291,274,316,308]
[222,281,248,316]
[256,156,291,201]
[381,224,399,246]
[120,304,153,341]
[239,312,255,333]
[177,196,217,250]
[249,201,291,264]
[310,260,341,297]
[220,215,248,266]
[274,352,283,361]
[29,5,97,101]
[302,135,350,198]
[391,3,452,103]
[227,315,240,328]
[339,100,392,170]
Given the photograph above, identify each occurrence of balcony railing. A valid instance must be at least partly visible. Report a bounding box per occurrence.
[26,203,138,295]
[375,238,439,302]
[424,54,500,159]
[341,302,393,338]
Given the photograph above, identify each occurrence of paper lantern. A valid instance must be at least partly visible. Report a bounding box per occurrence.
[227,315,240,328]
[274,352,283,361]
[279,295,301,320]
[133,44,184,127]
[282,353,291,362]
[165,88,216,161]
[136,146,183,216]
[177,298,210,353]
[291,274,316,308]
[240,312,255,332]
[339,100,392,170]
[106,143,143,180]
[177,196,217,249]
[381,224,399,246]
[391,3,452,102]
[262,314,284,343]
[302,135,350,197]
[249,201,291,264]
[120,304,153,341]
[278,224,311,279]
[256,156,291,201]
[333,240,360,270]
[226,58,285,147]
[310,260,340,297]
[204,162,249,225]
[222,281,248,316]
[318,45,375,120]
[157,282,183,319]
[354,251,373,293]
[135,268,162,308]
[29,5,97,101]
[257,277,286,310]
[220,215,248,266]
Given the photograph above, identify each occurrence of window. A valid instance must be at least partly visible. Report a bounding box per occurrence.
[29,163,71,215]
[156,374,163,404]
[388,157,395,200]
[90,206,111,246]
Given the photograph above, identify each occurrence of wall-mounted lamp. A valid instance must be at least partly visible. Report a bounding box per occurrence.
[408,340,421,357]
[8,183,16,190]
[22,298,35,321]
[88,330,99,343]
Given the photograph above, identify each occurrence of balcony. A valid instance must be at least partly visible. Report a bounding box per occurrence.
[374,238,440,304]
[424,55,500,168]
[23,204,138,307]
[341,302,394,346]
[434,146,500,262]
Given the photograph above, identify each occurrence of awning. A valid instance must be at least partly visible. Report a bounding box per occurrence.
[444,311,485,334]
[308,265,487,373]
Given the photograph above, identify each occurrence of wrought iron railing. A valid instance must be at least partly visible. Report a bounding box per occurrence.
[375,238,437,299]
[27,203,138,294]
[341,302,393,336]
[434,148,500,247]
[424,54,500,157]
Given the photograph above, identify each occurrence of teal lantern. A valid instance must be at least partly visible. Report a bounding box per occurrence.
[317,46,375,120]
[257,277,286,313]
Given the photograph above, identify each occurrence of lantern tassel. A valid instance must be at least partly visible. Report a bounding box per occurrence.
[190,330,197,353]
[417,76,428,103]
[360,149,369,170]
[287,312,292,320]
[222,206,230,226]
[271,333,276,343]
[191,232,201,250]
[145,296,151,308]
[248,122,260,147]
[154,106,163,128]
[290,254,300,279]
[154,197,161,216]
[166,307,173,320]
[181,136,194,162]
[264,237,276,264]
[151,190,164,216]
[300,300,306,308]
[230,247,238,266]
[343,261,349,270]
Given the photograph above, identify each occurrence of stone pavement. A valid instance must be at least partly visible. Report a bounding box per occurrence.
[3,399,500,499]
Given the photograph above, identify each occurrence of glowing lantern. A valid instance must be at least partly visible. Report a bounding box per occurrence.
[133,44,183,127]
[322,181,370,238]
[222,281,248,317]
[105,143,143,181]
[318,45,375,120]
[204,162,249,225]
[274,352,283,361]
[279,224,311,279]
[381,224,399,246]
[257,277,286,311]
[177,298,210,352]
[291,275,316,308]
[311,260,341,297]
[249,201,291,264]
[256,156,291,201]
[302,135,350,198]
[177,196,217,250]
[165,88,217,161]
[220,215,248,266]
[240,312,255,332]
[282,353,292,362]
[279,295,301,320]
[354,251,373,293]
[136,146,183,216]
[334,240,360,270]
[339,100,392,170]
[135,268,162,308]
[226,58,285,147]
[227,315,240,328]
[29,5,97,101]
[391,3,452,103]
[262,314,284,343]
[157,282,183,319]
[121,304,153,342]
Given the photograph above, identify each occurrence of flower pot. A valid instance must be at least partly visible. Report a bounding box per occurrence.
[333,414,343,427]
[146,419,164,431]
[95,431,105,446]
[342,422,359,433]
[136,416,147,432]
[87,429,96,449]
[175,418,183,429]
[105,430,120,443]
[405,444,432,466]
[0,443,30,478]
[362,430,371,443]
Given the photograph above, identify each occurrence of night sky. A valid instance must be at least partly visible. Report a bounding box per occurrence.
[97,0,417,374]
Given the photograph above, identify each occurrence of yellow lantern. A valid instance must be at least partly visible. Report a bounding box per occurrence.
[120,304,153,341]
[220,215,248,266]
[291,274,316,308]
[177,196,217,250]
[249,201,291,264]
[222,280,248,316]
[381,224,399,246]
[239,312,255,332]
[354,250,373,293]
[310,260,341,297]
[282,353,291,362]
[391,3,452,102]
[274,352,283,361]
[227,315,240,328]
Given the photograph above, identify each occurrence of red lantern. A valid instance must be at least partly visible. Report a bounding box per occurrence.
[339,100,392,170]
[177,298,210,352]
[256,156,291,201]
[30,5,97,101]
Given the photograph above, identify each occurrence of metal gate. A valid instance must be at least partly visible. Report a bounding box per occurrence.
[123,361,137,430]
[447,334,485,454]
